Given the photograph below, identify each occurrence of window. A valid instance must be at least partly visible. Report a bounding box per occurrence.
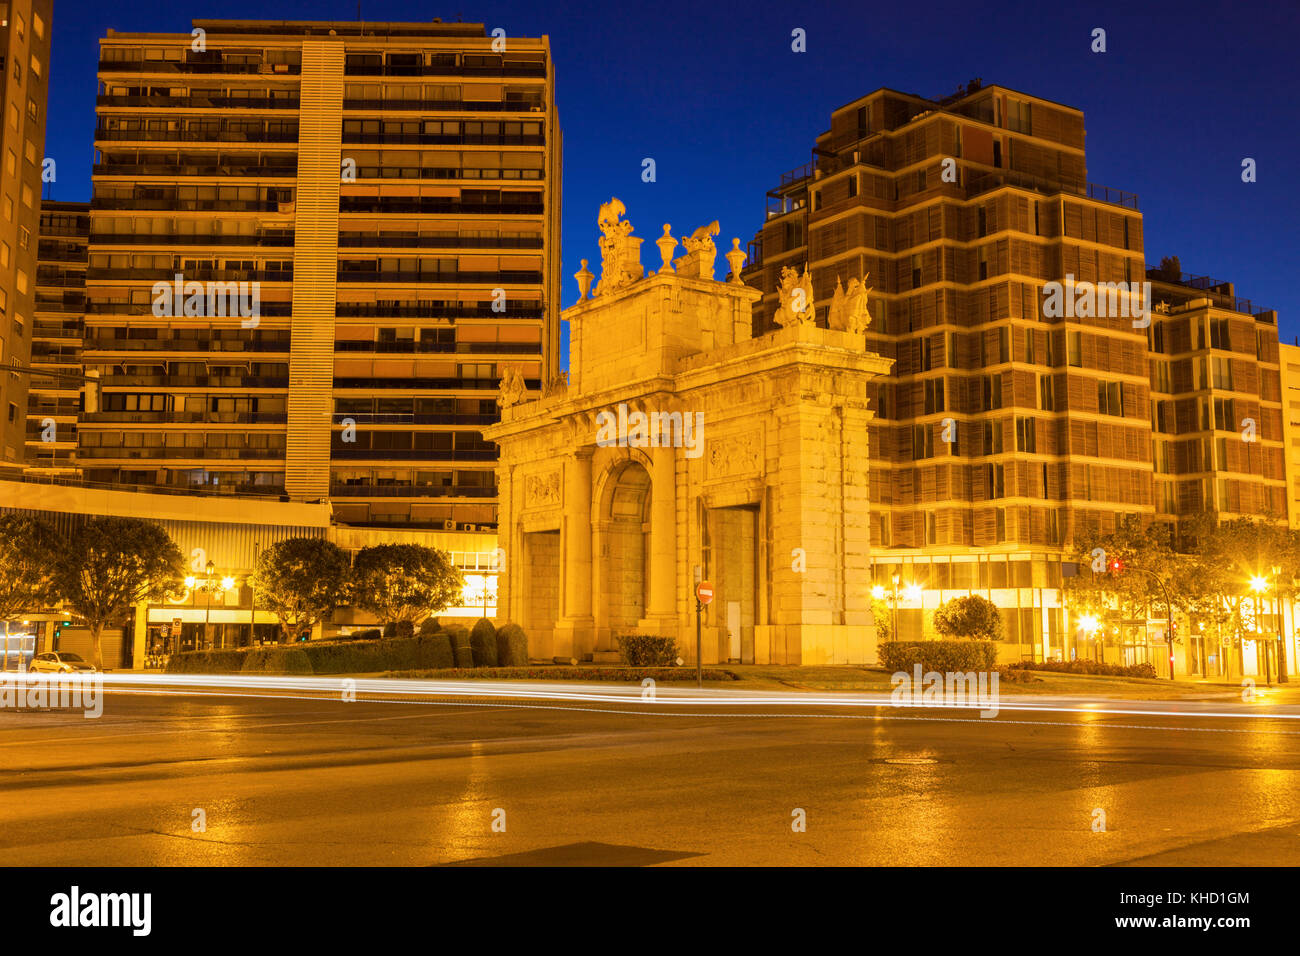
[1068,330,1082,367]
[1039,373,1055,411]
[1214,397,1235,431]
[1016,416,1036,453]
[912,424,934,460]
[1212,356,1233,390]
[7,403,16,423]
[925,512,937,545]
[1210,317,1230,350]
[920,336,933,372]
[847,175,857,198]
[981,420,1003,456]
[911,253,922,288]
[980,373,1002,411]
[1098,380,1123,416]
[924,377,945,414]
[985,463,1005,499]
[1023,328,1035,365]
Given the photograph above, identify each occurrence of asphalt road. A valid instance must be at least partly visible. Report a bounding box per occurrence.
[4,679,1300,866]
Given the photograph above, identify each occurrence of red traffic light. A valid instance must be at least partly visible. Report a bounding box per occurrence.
[1110,560,1123,573]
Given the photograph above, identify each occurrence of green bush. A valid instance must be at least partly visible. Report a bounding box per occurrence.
[615,634,678,666]
[395,620,415,639]
[877,640,998,673]
[496,622,529,666]
[470,618,498,667]
[932,595,1004,641]
[240,646,313,674]
[165,649,249,673]
[446,625,473,668]
[416,631,455,669]
[418,617,442,637]
[1006,658,1158,679]
[350,628,382,641]
[386,666,739,682]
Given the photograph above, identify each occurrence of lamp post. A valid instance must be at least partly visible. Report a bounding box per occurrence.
[891,572,901,643]
[1251,575,1271,685]
[1272,565,1288,683]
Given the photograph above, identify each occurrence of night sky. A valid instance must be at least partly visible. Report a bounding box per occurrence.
[44,0,1300,361]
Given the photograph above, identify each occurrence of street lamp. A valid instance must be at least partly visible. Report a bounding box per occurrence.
[1272,565,1288,683]
[1250,574,1271,685]
[891,572,901,643]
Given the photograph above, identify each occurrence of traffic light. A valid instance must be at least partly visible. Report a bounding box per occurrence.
[1109,559,1124,574]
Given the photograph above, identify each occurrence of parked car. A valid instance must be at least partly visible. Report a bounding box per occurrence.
[28,652,98,674]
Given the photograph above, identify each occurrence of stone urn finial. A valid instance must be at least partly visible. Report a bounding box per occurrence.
[726,238,746,285]
[656,224,676,274]
[575,259,594,299]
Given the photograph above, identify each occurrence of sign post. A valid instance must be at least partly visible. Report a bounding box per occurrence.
[695,581,714,688]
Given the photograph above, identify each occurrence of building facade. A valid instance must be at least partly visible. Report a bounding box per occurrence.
[0,0,53,473]
[82,18,560,531]
[26,199,87,476]
[742,83,1286,669]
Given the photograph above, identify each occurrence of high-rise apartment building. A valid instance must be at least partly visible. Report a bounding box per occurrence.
[742,83,1284,654]
[26,198,87,476]
[83,19,560,529]
[0,0,53,473]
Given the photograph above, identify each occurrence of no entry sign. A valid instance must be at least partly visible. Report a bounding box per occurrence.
[696,581,715,605]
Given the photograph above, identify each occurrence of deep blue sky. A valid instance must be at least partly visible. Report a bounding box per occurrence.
[46,0,1300,352]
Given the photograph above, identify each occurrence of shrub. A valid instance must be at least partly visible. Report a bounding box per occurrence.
[350,628,382,641]
[241,646,313,674]
[877,640,997,673]
[395,620,415,639]
[932,595,1003,642]
[470,618,498,667]
[416,631,455,669]
[446,625,473,668]
[495,622,529,666]
[418,617,442,637]
[1005,658,1158,679]
[382,622,397,638]
[615,634,678,667]
[386,666,739,682]
[165,649,249,674]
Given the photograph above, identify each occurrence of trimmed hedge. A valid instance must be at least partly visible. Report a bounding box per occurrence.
[615,634,679,666]
[418,617,442,638]
[1006,658,1159,679]
[386,666,739,682]
[496,622,529,666]
[470,618,498,667]
[164,649,248,674]
[241,646,312,674]
[877,640,998,673]
[350,628,382,641]
[446,625,473,668]
[419,631,455,670]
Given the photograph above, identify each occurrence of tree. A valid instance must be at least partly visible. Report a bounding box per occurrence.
[932,595,1003,641]
[351,544,463,629]
[252,537,352,643]
[51,516,184,670]
[0,514,59,641]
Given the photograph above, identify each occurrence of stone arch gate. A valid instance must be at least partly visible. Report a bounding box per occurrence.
[485,202,893,665]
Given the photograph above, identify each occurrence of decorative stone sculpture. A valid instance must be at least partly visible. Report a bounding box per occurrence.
[676,220,719,279]
[656,224,677,274]
[594,197,644,295]
[497,366,526,408]
[575,259,594,300]
[541,370,569,398]
[773,265,816,327]
[725,238,746,285]
[828,273,873,334]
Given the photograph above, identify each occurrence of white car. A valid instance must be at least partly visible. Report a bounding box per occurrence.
[28,652,98,674]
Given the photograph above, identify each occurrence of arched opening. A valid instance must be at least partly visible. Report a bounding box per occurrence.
[600,460,651,636]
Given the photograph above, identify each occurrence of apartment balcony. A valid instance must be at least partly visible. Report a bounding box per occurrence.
[336,234,541,250]
[333,341,540,355]
[331,412,498,426]
[96,94,300,110]
[336,269,542,285]
[84,338,290,354]
[97,59,301,76]
[90,198,288,213]
[88,233,295,248]
[94,128,299,144]
[337,198,544,216]
[93,163,298,178]
[83,411,288,425]
[965,169,1138,209]
[329,448,497,461]
[328,483,496,498]
[14,471,288,499]
[341,98,544,113]
[86,266,292,283]
[333,303,542,320]
[33,322,83,338]
[342,64,545,79]
[341,133,544,147]
[78,447,287,461]
[99,374,289,388]
[332,377,533,391]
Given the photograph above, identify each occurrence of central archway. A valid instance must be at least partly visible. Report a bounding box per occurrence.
[598,459,651,638]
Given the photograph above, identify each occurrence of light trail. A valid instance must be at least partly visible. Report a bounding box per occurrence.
[67,672,1300,723]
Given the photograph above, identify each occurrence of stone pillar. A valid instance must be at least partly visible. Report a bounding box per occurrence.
[642,442,678,633]
[554,449,595,657]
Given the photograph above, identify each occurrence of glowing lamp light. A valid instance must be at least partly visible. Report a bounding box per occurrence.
[1077,613,1100,634]
[903,583,922,601]
[1250,576,1268,593]
[220,577,237,591]
[184,575,197,589]
[871,585,886,600]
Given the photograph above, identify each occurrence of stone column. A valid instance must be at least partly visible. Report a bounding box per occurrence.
[642,442,678,633]
[554,449,594,657]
